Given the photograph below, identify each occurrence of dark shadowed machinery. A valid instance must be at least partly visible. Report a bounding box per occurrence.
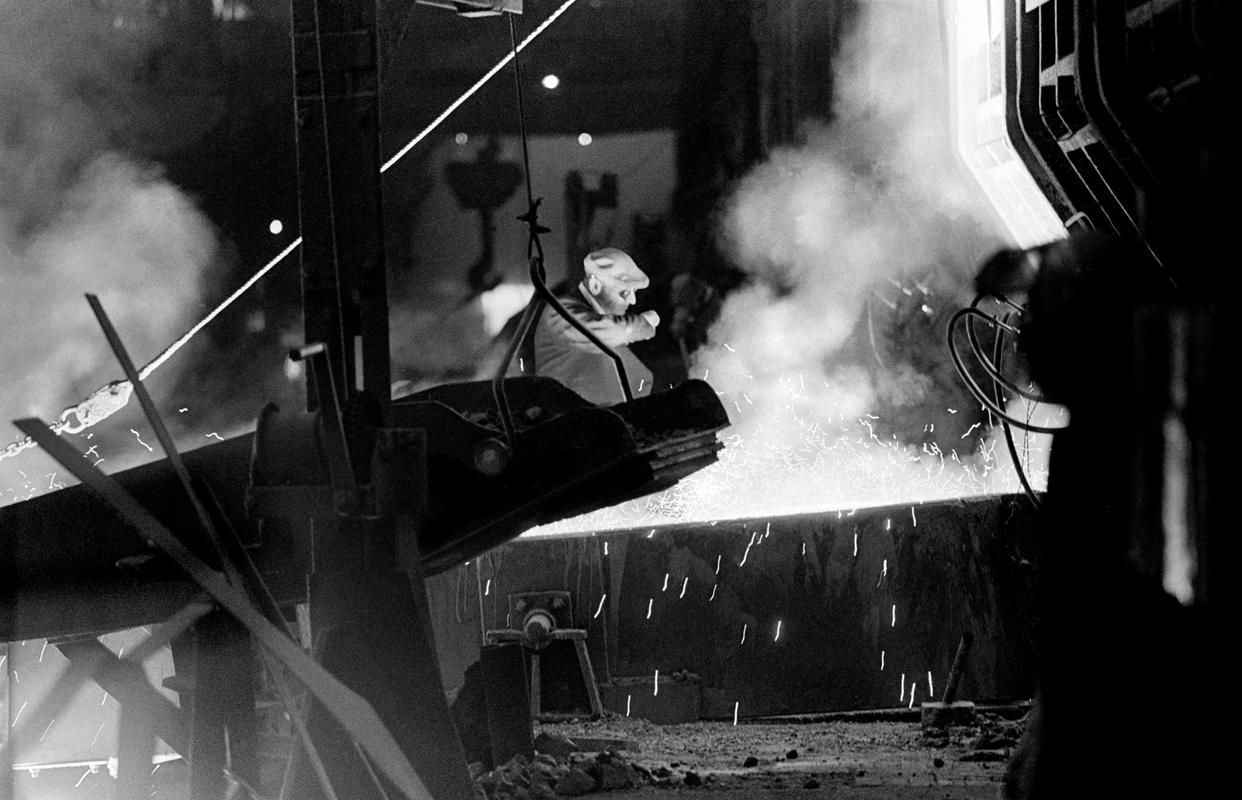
[0,2,727,798]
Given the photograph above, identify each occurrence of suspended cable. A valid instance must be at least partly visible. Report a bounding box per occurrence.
[380,0,581,174]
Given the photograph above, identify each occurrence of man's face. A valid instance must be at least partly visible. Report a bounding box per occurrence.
[594,276,638,315]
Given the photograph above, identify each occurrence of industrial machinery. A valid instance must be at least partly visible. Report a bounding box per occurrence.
[0,2,728,798]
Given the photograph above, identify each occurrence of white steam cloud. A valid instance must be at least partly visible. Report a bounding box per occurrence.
[2,2,222,500]
[528,0,1030,535]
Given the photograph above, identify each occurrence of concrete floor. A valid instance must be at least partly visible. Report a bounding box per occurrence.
[538,715,1016,799]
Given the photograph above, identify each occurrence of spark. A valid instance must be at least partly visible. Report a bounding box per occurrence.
[853,531,858,557]
[928,671,934,697]
[882,559,888,578]
[765,521,771,537]
[206,432,224,441]
[733,701,740,725]
[908,682,918,709]
[101,690,109,706]
[891,604,896,626]
[653,669,659,695]
[647,528,656,538]
[75,769,92,788]
[603,541,609,556]
[594,595,607,618]
[948,408,958,414]
[723,343,735,352]
[130,429,153,452]
[881,650,885,671]
[484,578,491,596]
[179,407,189,413]
[740,624,748,644]
[709,584,718,602]
[911,506,917,527]
[714,554,721,574]
[886,518,892,531]
[638,378,645,392]
[802,542,806,556]
[91,722,106,746]
[679,577,689,598]
[380,0,582,173]
[40,718,55,741]
[646,598,653,619]
[626,694,632,716]
[774,620,782,641]
[962,422,981,439]
[39,641,47,662]
[662,573,669,591]
[900,674,906,702]
[11,701,27,726]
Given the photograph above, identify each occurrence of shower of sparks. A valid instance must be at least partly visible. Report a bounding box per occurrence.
[709,584,718,602]
[739,531,758,566]
[733,701,740,725]
[594,595,607,618]
[928,671,934,697]
[626,694,632,716]
[646,598,653,619]
[130,429,153,452]
[679,577,689,598]
[519,378,1052,539]
[653,669,659,695]
[774,620,782,641]
[662,573,669,592]
[740,624,748,644]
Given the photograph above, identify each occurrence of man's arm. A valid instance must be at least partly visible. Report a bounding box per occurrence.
[545,299,658,350]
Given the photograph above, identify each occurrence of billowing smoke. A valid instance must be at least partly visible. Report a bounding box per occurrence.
[684,0,1020,517]
[1,2,222,500]
[529,0,1029,535]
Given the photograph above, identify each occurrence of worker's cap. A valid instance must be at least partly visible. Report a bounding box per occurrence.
[583,247,649,290]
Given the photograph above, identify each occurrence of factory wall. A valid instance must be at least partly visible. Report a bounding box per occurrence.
[428,493,1039,721]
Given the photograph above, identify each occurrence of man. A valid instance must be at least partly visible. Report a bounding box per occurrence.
[533,247,660,405]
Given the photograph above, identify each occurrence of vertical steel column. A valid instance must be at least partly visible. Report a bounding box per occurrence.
[290,0,391,421]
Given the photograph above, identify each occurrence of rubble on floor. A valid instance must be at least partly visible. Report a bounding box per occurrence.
[471,710,1030,798]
